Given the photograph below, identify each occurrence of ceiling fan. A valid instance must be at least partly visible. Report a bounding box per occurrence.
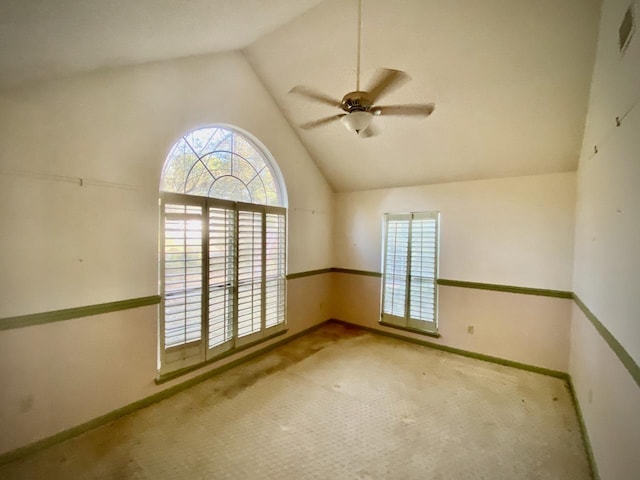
[289,0,435,137]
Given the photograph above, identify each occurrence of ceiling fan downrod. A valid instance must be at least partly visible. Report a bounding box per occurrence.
[288,0,435,137]
[356,0,362,92]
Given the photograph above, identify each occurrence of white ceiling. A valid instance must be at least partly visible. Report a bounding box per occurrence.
[246,0,601,191]
[0,0,323,89]
[1,0,601,192]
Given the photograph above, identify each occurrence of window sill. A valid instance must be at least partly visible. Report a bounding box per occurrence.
[379,321,441,339]
[155,328,288,385]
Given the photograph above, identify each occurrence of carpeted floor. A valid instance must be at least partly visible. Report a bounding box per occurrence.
[0,323,591,479]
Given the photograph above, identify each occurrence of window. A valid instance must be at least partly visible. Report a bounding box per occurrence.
[159,126,287,375]
[381,212,439,333]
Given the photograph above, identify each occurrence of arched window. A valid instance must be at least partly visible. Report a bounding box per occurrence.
[160,126,285,206]
[158,126,287,376]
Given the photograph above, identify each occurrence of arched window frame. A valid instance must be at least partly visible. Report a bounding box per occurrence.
[160,124,288,208]
[158,125,288,377]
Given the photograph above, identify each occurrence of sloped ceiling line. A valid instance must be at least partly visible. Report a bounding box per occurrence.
[1,0,601,192]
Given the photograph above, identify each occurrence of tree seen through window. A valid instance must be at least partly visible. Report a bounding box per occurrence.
[161,126,281,205]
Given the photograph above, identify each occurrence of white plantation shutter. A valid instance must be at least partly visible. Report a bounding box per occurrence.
[235,204,287,344]
[408,213,438,330]
[160,195,206,371]
[160,193,286,374]
[237,207,264,342]
[381,212,439,332]
[382,215,410,319]
[207,201,236,357]
[265,211,286,328]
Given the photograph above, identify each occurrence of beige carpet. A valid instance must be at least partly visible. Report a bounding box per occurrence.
[0,323,591,479]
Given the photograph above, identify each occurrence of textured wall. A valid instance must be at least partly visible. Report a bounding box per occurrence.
[0,51,333,318]
[332,173,576,371]
[334,173,576,290]
[0,273,332,455]
[570,0,640,478]
[333,273,572,373]
[0,51,334,455]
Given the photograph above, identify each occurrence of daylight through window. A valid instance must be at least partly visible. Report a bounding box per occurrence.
[159,126,287,375]
[381,212,439,333]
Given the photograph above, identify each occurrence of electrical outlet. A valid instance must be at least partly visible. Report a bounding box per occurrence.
[467,325,474,334]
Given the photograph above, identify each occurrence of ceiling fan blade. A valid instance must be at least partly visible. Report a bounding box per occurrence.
[372,103,435,117]
[366,68,410,103]
[289,86,342,108]
[299,114,346,130]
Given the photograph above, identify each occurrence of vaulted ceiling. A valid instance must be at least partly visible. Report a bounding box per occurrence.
[0,0,324,88]
[0,0,601,192]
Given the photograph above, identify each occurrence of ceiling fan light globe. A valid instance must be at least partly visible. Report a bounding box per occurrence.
[341,111,373,133]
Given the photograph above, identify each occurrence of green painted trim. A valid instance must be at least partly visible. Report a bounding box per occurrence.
[329,318,568,380]
[331,268,382,277]
[286,268,333,280]
[379,321,441,339]
[155,328,288,384]
[437,279,572,299]
[0,295,162,331]
[330,270,572,298]
[0,320,328,467]
[573,294,640,389]
[567,378,600,480]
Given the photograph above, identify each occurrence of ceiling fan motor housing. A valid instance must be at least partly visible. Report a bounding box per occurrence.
[341,91,372,112]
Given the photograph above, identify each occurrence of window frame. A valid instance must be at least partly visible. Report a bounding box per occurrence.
[380,211,440,334]
[159,192,287,375]
[158,125,288,378]
[160,124,287,208]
